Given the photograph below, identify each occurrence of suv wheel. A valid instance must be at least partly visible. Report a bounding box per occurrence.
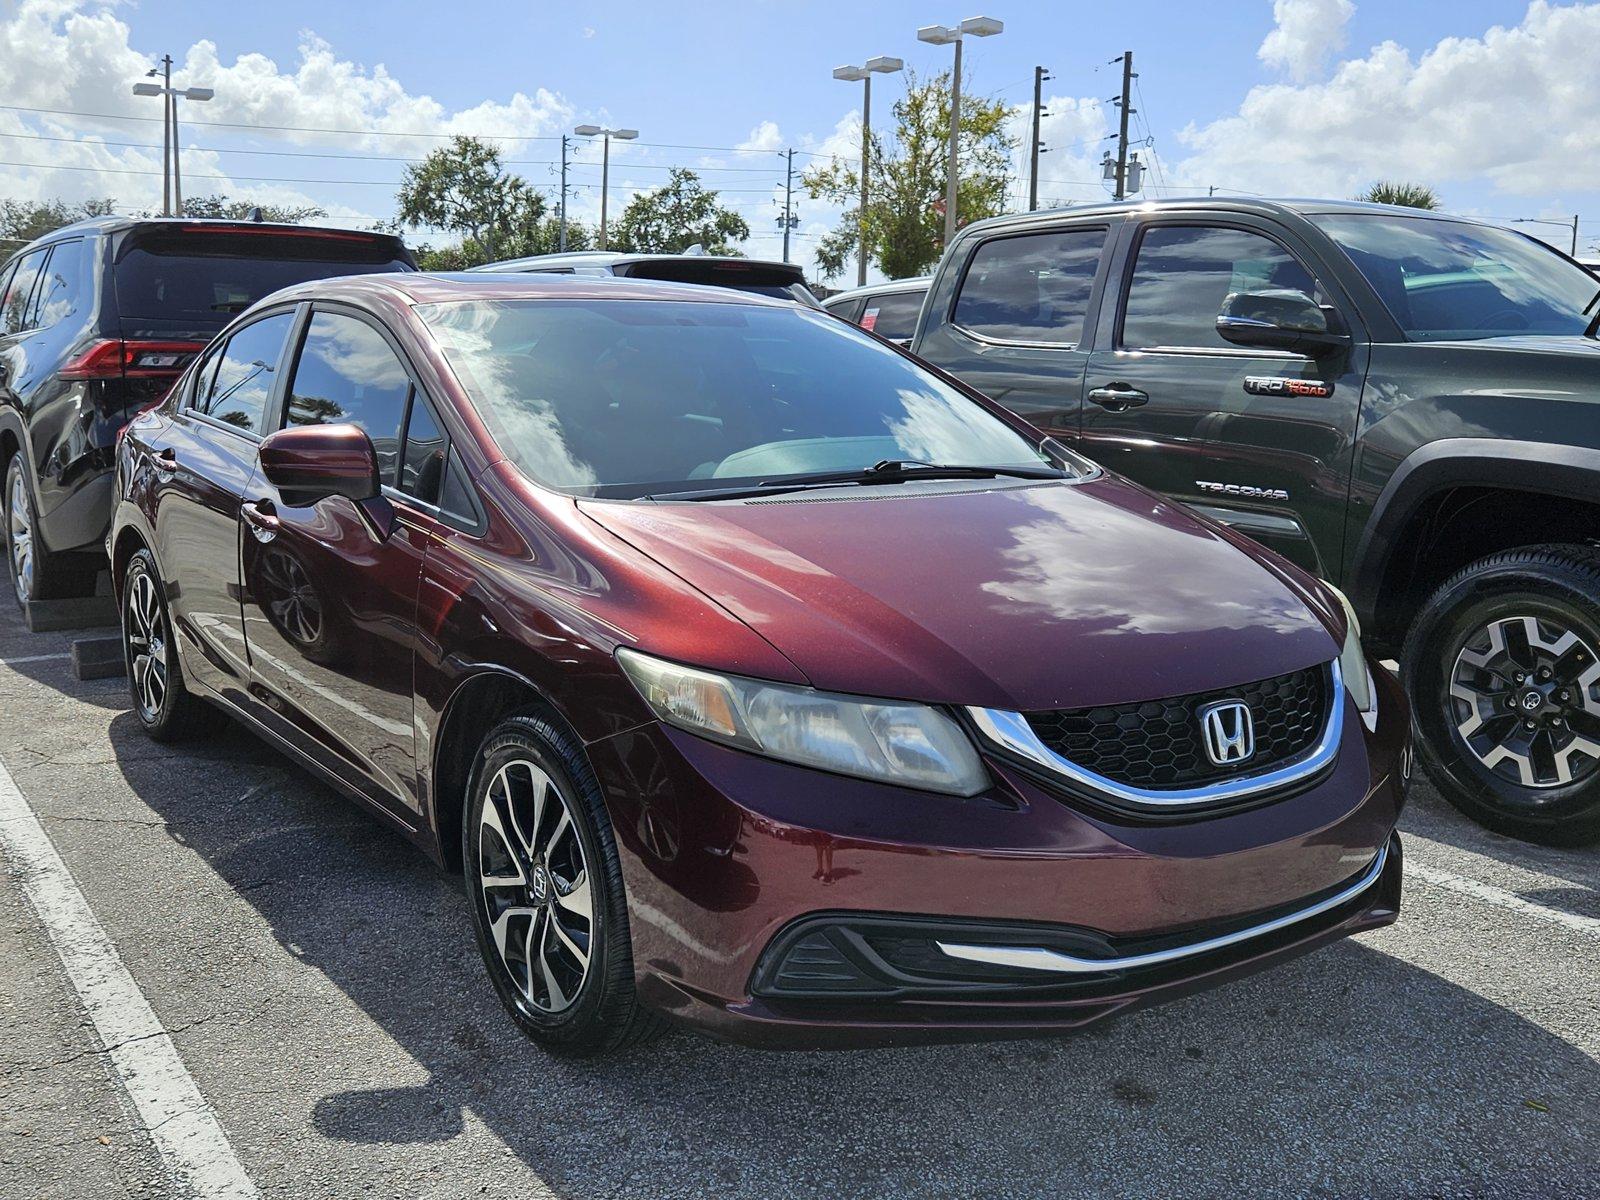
[5,455,97,608]
[463,712,665,1056]
[1404,544,1600,845]
[121,548,229,742]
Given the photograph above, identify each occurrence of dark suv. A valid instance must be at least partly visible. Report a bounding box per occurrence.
[0,217,414,606]
[915,198,1600,844]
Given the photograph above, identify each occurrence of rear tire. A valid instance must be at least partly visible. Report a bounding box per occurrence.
[121,548,229,743]
[5,455,96,609]
[1403,544,1600,846]
[463,711,665,1056]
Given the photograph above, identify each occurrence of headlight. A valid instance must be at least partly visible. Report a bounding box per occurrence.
[616,648,988,796]
[1326,585,1377,724]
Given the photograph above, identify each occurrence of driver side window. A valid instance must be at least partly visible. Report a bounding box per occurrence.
[1121,225,1329,351]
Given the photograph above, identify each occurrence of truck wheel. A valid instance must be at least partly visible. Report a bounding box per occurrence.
[1403,544,1600,846]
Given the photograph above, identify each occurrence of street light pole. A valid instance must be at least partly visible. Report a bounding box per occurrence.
[575,124,638,252]
[1513,215,1582,257]
[834,57,903,286]
[132,62,213,219]
[918,17,1003,251]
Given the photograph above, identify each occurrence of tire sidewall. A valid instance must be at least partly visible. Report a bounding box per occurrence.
[122,550,182,736]
[462,713,630,1052]
[4,456,31,610]
[1405,558,1600,842]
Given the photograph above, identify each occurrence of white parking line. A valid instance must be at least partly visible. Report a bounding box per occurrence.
[0,753,257,1199]
[1,652,71,665]
[1405,860,1600,939]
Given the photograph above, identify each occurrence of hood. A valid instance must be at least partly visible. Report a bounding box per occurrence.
[580,476,1339,712]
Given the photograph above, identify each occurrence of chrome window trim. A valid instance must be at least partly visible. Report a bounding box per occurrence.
[965,658,1344,809]
[936,835,1389,976]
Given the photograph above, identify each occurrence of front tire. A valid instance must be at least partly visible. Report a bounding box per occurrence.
[1403,545,1600,845]
[121,549,228,742]
[463,711,664,1056]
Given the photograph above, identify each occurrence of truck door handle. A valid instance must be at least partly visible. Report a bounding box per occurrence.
[153,447,177,474]
[1088,385,1149,412]
[241,499,279,543]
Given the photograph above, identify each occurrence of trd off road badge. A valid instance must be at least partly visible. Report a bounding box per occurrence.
[1243,376,1334,398]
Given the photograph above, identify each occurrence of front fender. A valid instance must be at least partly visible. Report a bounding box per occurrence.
[1347,437,1600,628]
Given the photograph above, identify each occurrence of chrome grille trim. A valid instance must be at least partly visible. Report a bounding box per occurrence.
[965,659,1345,809]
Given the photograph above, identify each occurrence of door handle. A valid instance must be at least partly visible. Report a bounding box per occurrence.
[241,499,279,543]
[1087,385,1150,412]
[153,447,178,475]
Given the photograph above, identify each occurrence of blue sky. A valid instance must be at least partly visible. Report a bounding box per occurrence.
[4,0,1598,276]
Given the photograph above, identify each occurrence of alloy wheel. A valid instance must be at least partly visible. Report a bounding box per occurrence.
[8,469,33,605]
[477,758,594,1014]
[1449,614,1600,789]
[125,572,170,722]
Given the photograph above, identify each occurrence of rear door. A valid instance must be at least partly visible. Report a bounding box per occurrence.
[238,304,456,816]
[913,221,1114,447]
[1080,216,1364,574]
[151,306,298,698]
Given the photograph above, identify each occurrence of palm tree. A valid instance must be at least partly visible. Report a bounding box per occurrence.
[1356,181,1441,210]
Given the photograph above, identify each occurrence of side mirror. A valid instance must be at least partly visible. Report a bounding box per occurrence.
[258,423,380,508]
[1216,289,1349,356]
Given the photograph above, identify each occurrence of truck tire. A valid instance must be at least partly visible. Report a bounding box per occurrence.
[1403,544,1600,846]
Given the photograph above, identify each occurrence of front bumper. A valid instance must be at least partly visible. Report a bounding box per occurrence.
[588,664,1408,1049]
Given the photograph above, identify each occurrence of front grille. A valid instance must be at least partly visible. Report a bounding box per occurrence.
[1019,664,1330,791]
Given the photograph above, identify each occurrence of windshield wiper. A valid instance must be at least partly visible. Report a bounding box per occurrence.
[639,459,1064,502]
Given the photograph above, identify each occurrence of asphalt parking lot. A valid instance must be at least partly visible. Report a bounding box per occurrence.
[0,600,1595,1200]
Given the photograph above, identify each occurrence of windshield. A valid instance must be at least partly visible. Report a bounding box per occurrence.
[1313,214,1598,341]
[416,298,1052,498]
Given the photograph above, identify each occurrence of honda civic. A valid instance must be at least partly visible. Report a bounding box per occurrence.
[109,272,1408,1054]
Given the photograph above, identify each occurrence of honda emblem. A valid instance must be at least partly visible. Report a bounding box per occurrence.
[1199,700,1255,766]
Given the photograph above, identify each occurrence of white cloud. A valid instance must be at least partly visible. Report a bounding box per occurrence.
[1006,93,1113,209]
[1179,0,1600,201]
[1258,0,1354,81]
[736,121,783,154]
[0,0,571,225]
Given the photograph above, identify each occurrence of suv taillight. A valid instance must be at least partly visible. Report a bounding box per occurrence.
[59,339,206,380]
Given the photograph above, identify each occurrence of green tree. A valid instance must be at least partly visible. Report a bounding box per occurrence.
[1356,181,1441,210]
[610,169,749,254]
[804,69,1015,281]
[180,194,329,223]
[396,135,546,265]
[0,198,116,248]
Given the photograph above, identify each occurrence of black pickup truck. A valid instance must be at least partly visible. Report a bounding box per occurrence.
[914,198,1600,844]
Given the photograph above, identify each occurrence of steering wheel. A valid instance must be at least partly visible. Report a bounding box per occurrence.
[1473,308,1530,332]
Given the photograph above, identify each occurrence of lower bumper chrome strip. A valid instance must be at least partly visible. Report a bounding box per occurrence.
[936,840,1391,976]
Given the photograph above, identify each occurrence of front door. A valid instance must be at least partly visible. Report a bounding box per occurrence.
[151,307,297,698]
[1080,219,1365,576]
[239,306,443,816]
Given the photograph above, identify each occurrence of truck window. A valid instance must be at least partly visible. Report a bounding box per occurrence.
[1122,225,1324,351]
[953,228,1106,345]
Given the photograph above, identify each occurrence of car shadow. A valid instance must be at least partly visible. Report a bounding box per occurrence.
[107,712,1598,1199]
[1401,782,1600,895]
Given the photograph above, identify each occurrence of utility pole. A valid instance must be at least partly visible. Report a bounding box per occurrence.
[1112,50,1134,202]
[1572,214,1580,257]
[170,81,183,216]
[558,135,569,251]
[779,148,797,263]
[1029,65,1050,212]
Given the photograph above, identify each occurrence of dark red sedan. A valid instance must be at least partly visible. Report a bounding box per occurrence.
[109,273,1408,1054]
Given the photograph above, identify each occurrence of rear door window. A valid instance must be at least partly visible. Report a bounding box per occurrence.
[1,248,48,335]
[194,312,295,435]
[114,229,411,328]
[954,228,1107,344]
[32,240,90,330]
[860,291,924,341]
[284,311,412,484]
[1121,225,1325,350]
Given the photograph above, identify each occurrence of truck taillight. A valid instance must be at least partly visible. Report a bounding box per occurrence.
[59,339,206,380]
